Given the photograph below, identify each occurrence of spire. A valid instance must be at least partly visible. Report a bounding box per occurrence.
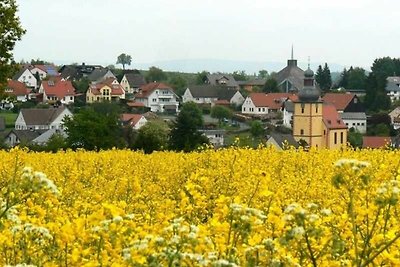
[307,56,311,69]
[291,45,294,60]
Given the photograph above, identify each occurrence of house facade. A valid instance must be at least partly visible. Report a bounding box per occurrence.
[199,129,225,147]
[183,85,244,107]
[120,114,148,130]
[205,74,239,90]
[134,83,179,113]
[5,80,30,102]
[15,107,72,130]
[88,69,116,84]
[39,78,76,105]
[386,76,400,102]
[86,78,125,103]
[339,112,367,133]
[242,93,295,115]
[13,68,37,89]
[120,73,146,94]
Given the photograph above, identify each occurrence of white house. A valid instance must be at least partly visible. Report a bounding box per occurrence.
[242,93,294,115]
[282,100,294,128]
[199,129,225,147]
[339,113,367,134]
[12,68,37,89]
[39,78,76,105]
[134,82,179,113]
[30,66,48,79]
[386,77,400,102]
[120,114,148,130]
[5,80,30,102]
[389,107,400,130]
[15,106,72,130]
[183,85,244,107]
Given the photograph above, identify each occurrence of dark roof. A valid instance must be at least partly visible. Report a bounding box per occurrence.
[269,133,299,148]
[88,68,115,82]
[237,79,266,86]
[206,74,239,88]
[20,107,68,126]
[59,64,104,80]
[187,85,238,101]
[12,68,30,80]
[124,73,146,88]
[386,76,400,92]
[275,61,305,91]
[6,129,46,143]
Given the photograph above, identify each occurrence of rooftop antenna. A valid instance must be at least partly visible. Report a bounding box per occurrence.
[291,44,294,60]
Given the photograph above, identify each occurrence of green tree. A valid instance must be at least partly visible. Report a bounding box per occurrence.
[72,77,90,94]
[338,68,349,88]
[347,67,367,89]
[364,72,391,112]
[210,105,233,123]
[322,63,332,90]
[168,73,187,97]
[146,66,167,82]
[116,53,132,70]
[169,102,209,152]
[45,133,68,152]
[347,129,363,148]
[258,70,269,79]
[250,120,264,138]
[196,71,209,85]
[0,0,26,92]
[232,70,247,81]
[263,77,279,93]
[64,103,124,150]
[134,121,169,153]
[315,65,324,88]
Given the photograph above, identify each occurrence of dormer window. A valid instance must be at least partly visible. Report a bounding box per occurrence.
[354,98,358,103]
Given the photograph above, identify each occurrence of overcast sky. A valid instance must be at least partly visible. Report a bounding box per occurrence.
[13,0,400,71]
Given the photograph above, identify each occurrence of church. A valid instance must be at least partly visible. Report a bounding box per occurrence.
[292,66,348,149]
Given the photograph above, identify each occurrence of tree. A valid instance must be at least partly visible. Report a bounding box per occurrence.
[116,53,132,70]
[0,0,26,92]
[168,73,187,97]
[133,121,169,153]
[348,129,363,148]
[64,103,125,150]
[146,66,167,82]
[210,105,233,123]
[315,65,324,88]
[258,70,269,79]
[169,102,209,152]
[347,67,367,89]
[322,63,332,90]
[338,68,349,88]
[364,72,391,112]
[232,70,248,81]
[196,71,209,85]
[263,77,279,93]
[250,120,264,138]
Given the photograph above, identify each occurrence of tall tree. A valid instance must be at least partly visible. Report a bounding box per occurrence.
[146,66,167,82]
[322,63,332,90]
[0,0,26,92]
[133,121,169,153]
[169,102,209,152]
[315,65,324,88]
[116,53,132,70]
[168,73,187,97]
[258,70,269,79]
[232,70,248,81]
[263,77,279,93]
[210,105,233,123]
[196,71,209,85]
[338,68,349,88]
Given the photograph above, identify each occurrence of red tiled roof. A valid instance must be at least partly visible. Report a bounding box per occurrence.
[323,104,347,129]
[215,99,230,105]
[89,78,124,96]
[322,93,355,111]
[120,114,144,127]
[362,136,391,148]
[135,82,173,98]
[249,93,296,109]
[42,79,76,99]
[127,101,145,107]
[6,80,29,96]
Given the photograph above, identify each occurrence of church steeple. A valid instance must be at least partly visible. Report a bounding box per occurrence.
[287,45,297,67]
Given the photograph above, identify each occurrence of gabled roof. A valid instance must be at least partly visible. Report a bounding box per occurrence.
[88,78,124,96]
[322,93,355,111]
[42,78,76,99]
[362,136,391,148]
[187,85,238,101]
[88,68,115,82]
[386,77,400,92]
[6,80,30,96]
[135,82,174,98]
[206,74,238,88]
[268,133,299,148]
[12,68,32,80]
[124,73,146,88]
[322,104,347,129]
[275,63,305,91]
[248,93,296,109]
[31,65,59,76]
[6,129,46,143]
[120,114,145,127]
[20,107,69,126]
[339,112,367,120]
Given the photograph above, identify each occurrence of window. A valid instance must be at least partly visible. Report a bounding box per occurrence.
[316,104,318,113]
[354,98,358,103]
[300,129,304,135]
[361,123,365,126]
[70,96,73,100]
[152,98,157,102]
[243,107,246,111]
[323,130,326,135]
[301,108,304,113]
[340,132,344,144]
[334,132,337,144]
[258,108,261,112]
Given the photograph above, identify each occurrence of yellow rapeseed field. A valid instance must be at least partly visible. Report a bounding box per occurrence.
[1,146,400,266]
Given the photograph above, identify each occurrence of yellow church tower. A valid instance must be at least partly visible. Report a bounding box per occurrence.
[292,66,324,148]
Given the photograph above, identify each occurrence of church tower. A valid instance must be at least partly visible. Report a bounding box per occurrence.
[292,66,324,148]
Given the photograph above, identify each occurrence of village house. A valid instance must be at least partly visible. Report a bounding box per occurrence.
[5,80,30,102]
[120,114,148,130]
[12,68,37,89]
[134,82,179,113]
[88,68,116,84]
[120,72,147,94]
[205,74,239,90]
[362,136,393,149]
[266,133,299,150]
[237,79,266,92]
[242,92,296,116]
[389,107,400,130]
[281,95,299,128]
[322,93,366,133]
[199,129,225,147]
[39,78,76,105]
[182,85,245,107]
[28,64,59,79]
[59,63,104,80]
[386,76,400,102]
[86,78,125,103]
[14,106,72,130]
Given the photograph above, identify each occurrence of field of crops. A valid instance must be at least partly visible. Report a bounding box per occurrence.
[1,147,400,266]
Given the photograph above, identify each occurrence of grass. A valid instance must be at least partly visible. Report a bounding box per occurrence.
[0,111,18,129]
[225,131,264,147]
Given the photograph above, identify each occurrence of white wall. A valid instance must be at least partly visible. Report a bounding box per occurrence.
[343,118,366,134]
[241,97,268,115]
[17,69,37,88]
